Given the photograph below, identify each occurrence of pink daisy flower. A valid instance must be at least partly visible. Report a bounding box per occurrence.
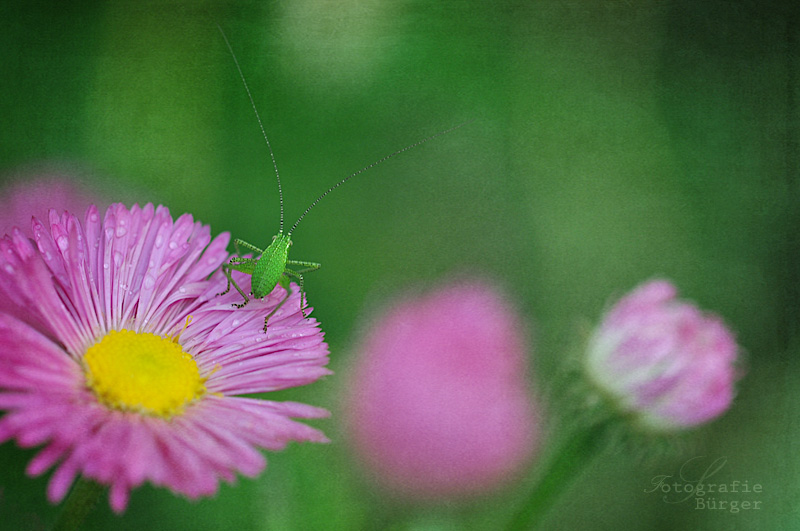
[0,203,331,512]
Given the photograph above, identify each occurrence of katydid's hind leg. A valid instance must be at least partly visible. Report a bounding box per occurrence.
[263,286,292,332]
[283,269,308,318]
[285,260,321,319]
[262,262,320,332]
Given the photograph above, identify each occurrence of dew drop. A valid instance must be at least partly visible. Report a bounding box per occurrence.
[232,319,240,327]
[104,228,114,239]
[179,287,186,294]
[115,226,127,238]
[143,275,156,290]
[89,212,99,223]
[103,262,110,270]
[168,241,178,250]
[4,264,14,274]
[154,235,164,248]
[56,235,69,251]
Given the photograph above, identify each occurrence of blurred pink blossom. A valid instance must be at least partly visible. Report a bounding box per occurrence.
[584,279,739,431]
[345,278,541,500]
[0,173,109,237]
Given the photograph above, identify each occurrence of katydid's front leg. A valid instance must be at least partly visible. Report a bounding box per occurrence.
[217,258,258,307]
[218,238,263,302]
[233,238,264,256]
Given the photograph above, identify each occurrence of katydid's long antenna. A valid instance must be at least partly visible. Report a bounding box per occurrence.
[288,120,473,236]
[217,25,285,233]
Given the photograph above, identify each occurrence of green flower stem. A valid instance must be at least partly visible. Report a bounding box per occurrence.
[505,421,610,531]
[53,477,106,531]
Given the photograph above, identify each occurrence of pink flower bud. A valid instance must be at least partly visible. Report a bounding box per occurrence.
[584,280,739,431]
[344,279,541,500]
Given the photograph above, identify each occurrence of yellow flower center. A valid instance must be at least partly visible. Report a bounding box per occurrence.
[83,329,206,418]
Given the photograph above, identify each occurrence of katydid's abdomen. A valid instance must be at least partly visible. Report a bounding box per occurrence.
[251,234,292,299]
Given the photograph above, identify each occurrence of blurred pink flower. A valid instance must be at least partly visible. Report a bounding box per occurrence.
[0,174,109,237]
[584,279,739,431]
[345,279,541,500]
[0,203,330,512]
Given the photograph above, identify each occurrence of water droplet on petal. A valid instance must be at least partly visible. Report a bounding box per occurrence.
[115,226,127,238]
[4,264,14,274]
[56,235,69,251]
[179,287,186,294]
[168,241,178,250]
[103,262,110,270]
[143,275,156,290]
[155,235,164,248]
[232,319,240,327]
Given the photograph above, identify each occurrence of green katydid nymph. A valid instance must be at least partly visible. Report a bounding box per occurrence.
[216,27,469,332]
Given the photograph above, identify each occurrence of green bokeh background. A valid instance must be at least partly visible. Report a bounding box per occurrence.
[1,1,798,530]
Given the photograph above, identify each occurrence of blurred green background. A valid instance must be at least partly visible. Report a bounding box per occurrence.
[1,1,798,529]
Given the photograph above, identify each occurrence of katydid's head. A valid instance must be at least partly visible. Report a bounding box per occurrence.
[272,233,292,247]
